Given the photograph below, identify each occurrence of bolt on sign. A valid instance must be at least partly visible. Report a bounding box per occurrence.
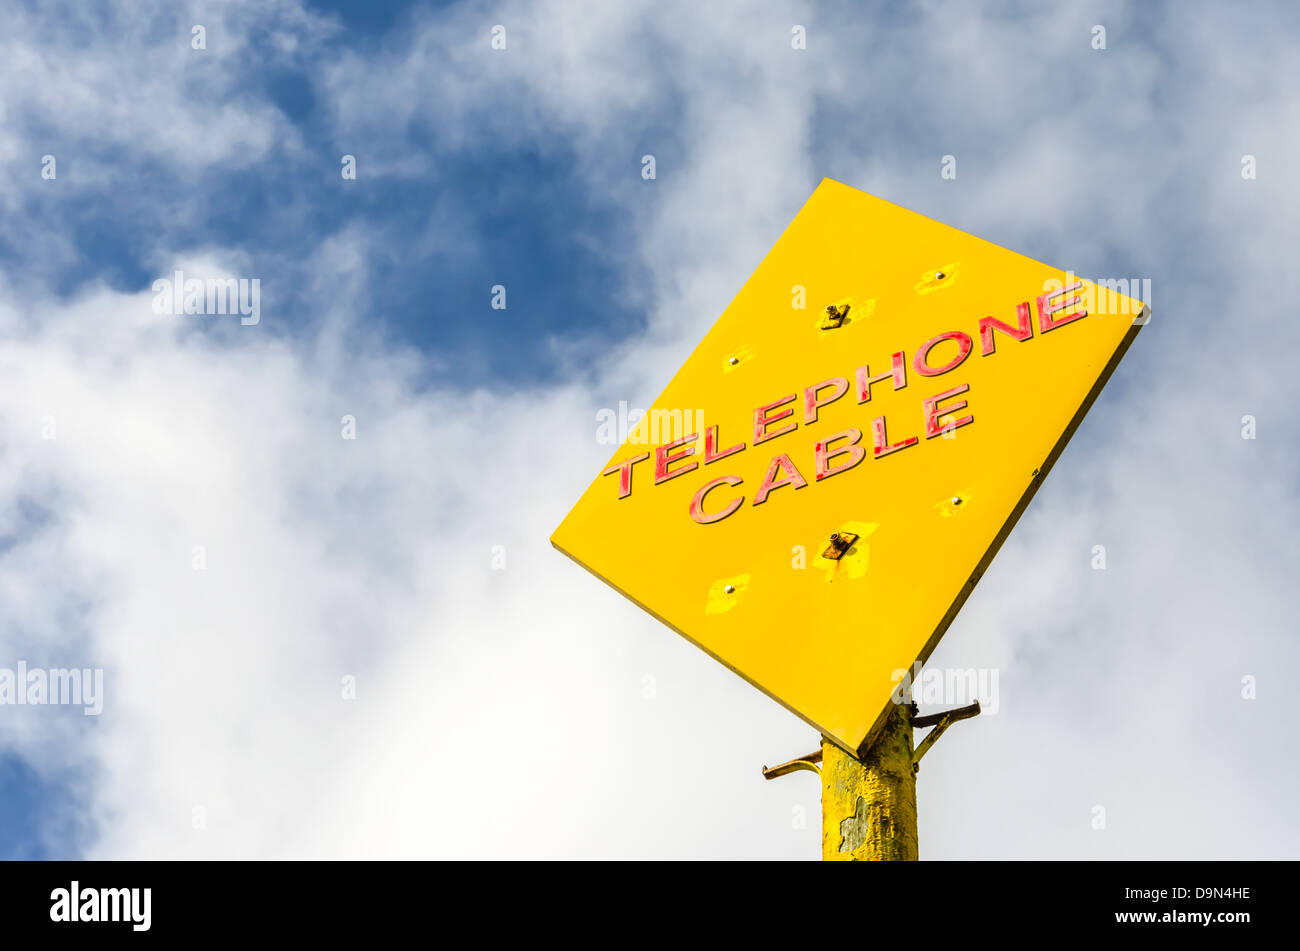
[552,178,1146,757]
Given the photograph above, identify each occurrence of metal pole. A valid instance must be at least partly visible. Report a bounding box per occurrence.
[820,699,917,861]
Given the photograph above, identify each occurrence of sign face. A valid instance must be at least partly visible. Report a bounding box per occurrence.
[552,178,1145,756]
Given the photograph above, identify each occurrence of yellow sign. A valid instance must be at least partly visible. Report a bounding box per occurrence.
[552,178,1146,756]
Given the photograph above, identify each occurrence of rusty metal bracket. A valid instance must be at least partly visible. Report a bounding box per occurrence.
[820,531,859,560]
[764,698,979,779]
[762,748,823,780]
[911,700,980,771]
[819,304,848,330]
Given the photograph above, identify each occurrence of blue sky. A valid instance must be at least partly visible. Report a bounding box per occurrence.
[7,12,650,386]
[1,0,1297,859]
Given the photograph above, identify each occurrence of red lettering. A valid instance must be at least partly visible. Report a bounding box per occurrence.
[654,433,699,484]
[913,331,973,377]
[752,453,808,506]
[815,428,866,481]
[804,376,849,424]
[924,384,973,438]
[690,476,744,524]
[754,394,797,445]
[1037,280,1087,332]
[979,302,1032,355]
[855,351,907,402]
[872,416,918,457]
[602,452,650,499]
[703,425,745,464]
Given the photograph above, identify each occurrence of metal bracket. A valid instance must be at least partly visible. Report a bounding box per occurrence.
[911,700,980,772]
[761,748,822,780]
[762,699,980,780]
[819,304,848,330]
[820,531,859,561]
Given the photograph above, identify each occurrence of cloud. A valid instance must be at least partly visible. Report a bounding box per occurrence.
[0,0,1296,859]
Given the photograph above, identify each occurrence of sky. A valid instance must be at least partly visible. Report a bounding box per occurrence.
[0,0,1297,859]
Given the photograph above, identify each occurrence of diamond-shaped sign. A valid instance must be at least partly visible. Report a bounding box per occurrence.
[552,178,1145,756]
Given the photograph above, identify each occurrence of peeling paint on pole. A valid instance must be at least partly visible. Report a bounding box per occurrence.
[822,701,917,861]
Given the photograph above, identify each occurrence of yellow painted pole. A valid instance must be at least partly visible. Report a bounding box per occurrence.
[821,699,917,861]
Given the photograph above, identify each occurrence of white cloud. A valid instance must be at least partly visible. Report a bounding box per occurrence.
[1,0,1297,859]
